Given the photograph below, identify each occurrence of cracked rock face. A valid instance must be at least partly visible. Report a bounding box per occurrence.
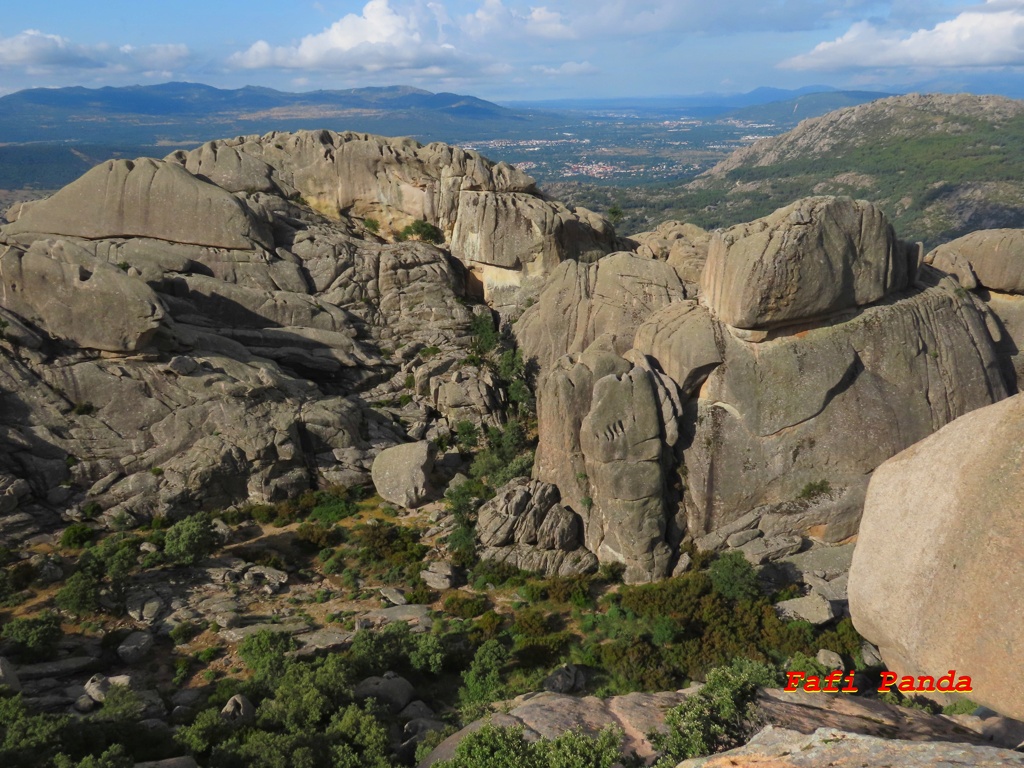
[0,130,616,538]
[518,197,1009,582]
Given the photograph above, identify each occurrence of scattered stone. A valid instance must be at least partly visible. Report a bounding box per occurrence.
[775,593,837,626]
[127,590,165,624]
[739,534,804,565]
[117,631,155,664]
[17,657,99,681]
[74,694,97,713]
[221,694,255,725]
[380,587,408,606]
[354,673,415,714]
[860,642,883,669]
[243,565,289,593]
[816,649,844,670]
[84,674,111,703]
[726,529,762,548]
[671,552,693,577]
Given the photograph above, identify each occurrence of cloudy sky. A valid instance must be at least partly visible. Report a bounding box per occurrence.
[0,0,1021,100]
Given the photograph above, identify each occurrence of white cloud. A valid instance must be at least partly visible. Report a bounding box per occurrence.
[0,29,190,75]
[783,0,1024,70]
[532,60,597,76]
[525,7,576,38]
[230,0,451,70]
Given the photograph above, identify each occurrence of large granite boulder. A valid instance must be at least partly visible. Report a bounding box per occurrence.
[0,132,508,525]
[476,478,596,577]
[702,197,918,330]
[925,229,1024,292]
[5,158,273,250]
[849,393,1024,721]
[528,198,1008,581]
[0,240,165,352]
[925,229,1024,388]
[371,441,435,509]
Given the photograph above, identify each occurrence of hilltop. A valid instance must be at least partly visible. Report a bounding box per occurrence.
[562,93,1024,246]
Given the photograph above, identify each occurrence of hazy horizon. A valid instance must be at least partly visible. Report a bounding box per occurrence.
[1,1,1023,100]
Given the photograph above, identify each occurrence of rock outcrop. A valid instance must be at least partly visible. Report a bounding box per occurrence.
[169,131,618,309]
[0,130,615,535]
[519,196,1007,582]
[849,393,1024,721]
[925,228,1024,387]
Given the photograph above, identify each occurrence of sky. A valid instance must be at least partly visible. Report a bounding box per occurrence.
[0,0,1022,100]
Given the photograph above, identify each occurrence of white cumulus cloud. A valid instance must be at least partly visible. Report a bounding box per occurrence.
[0,29,190,75]
[783,0,1024,70]
[230,0,453,71]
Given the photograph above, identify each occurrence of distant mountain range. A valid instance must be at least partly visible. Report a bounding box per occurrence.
[0,82,549,146]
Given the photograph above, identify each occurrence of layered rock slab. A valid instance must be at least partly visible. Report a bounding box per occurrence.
[849,392,1024,721]
[5,158,272,250]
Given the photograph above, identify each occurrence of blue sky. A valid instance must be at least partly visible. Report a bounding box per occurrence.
[0,1,1021,99]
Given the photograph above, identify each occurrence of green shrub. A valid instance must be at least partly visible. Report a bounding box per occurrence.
[163,513,216,565]
[60,524,94,549]
[653,658,780,764]
[709,552,760,602]
[93,684,144,722]
[238,630,297,680]
[2,612,62,661]
[308,490,359,525]
[444,592,490,620]
[169,621,202,645]
[797,480,832,500]
[458,639,509,720]
[469,313,500,355]
[363,217,380,234]
[397,219,444,244]
[434,723,625,768]
[55,571,100,617]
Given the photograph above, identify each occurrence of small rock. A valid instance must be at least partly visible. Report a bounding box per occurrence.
[398,700,436,722]
[740,534,804,565]
[354,673,415,714]
[775,593,836,626]
[117,631,155,664]
[87,471,121,497]
[84,674,111,703]
[74,694,97,713]
[816,649,844,670]
[727,529,762,548]
[860,641,883,668]
[221,694,255,725]
[165,356,198,376]
[543,664,586,694]
[671,553,693,577]
[380,587,408,606]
